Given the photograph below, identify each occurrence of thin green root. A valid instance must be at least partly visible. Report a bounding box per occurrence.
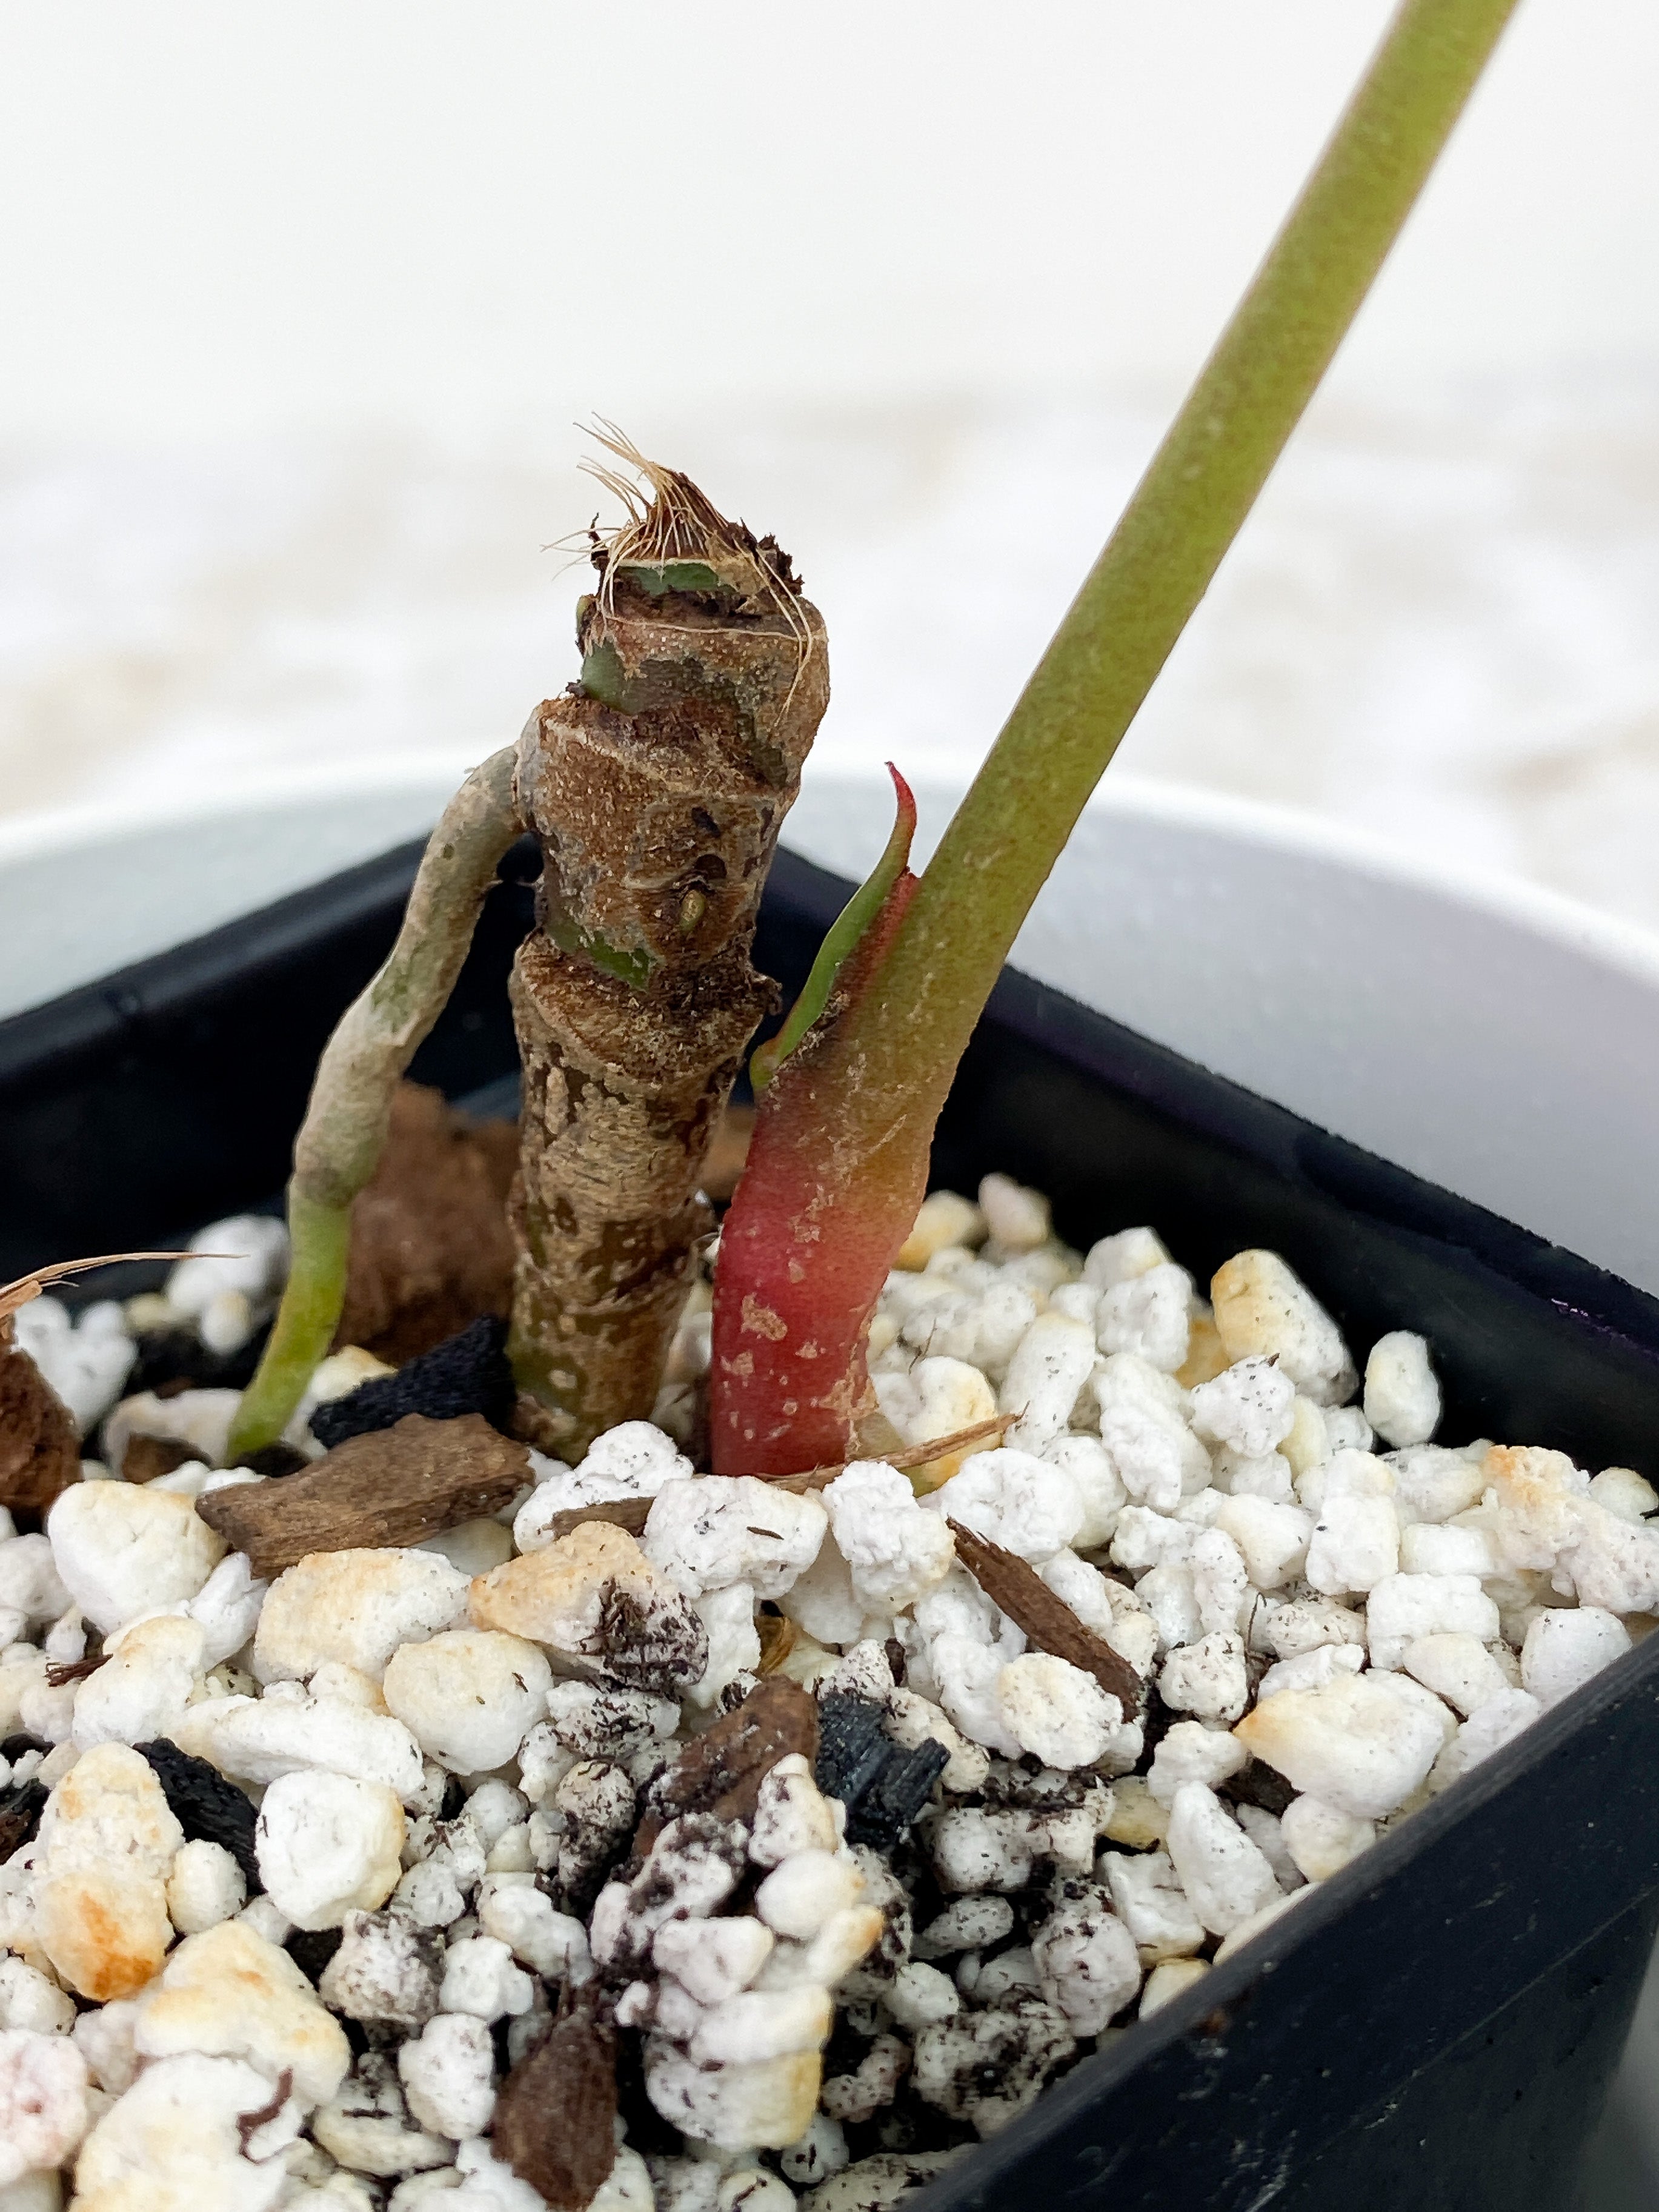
[224,1192,351,1463]
[224,742,524,1461]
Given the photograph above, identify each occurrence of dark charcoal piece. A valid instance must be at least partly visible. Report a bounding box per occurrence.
[138,1739,262,1890]
[0,1778,48,1862]
[1224,1759,1297,1817]
[287,1926,344,1984]
[310,1315,515,1448]
[614,2027,683,2159]
[816,1695,892,1808]
[846,1739,951,1851]
[242,1441,311,1478]
[127,1318,273,1400]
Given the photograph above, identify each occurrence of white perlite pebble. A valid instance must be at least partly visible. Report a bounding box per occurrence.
[925,1450,1083,1563]
[1212,1496,1312,1591]
[1191,1357,1296,1459]
[311,2050,453,2179]
[1165,1784,1281,1936]
[1158,1633,1249,1724]
[256,1770,406,1930]
[399,2012,497,2139]
[1363,1332,1441,1449]
[1084,1227,1171,1290]
[978,1174,1050,1252]
[750,1755,839,1867]
[689,1986,833,2067]
[1255,1644,1366,1702]
[885,1687,991,1795]
[0,1536,68,1626]
[1102,1849,1206,1962]
[174,1688,424,1801]
[134,1918,350,2110]
[321,1911,444,2031]
[1211,1251,1357,1407]
[168,1214,289,1314]
[755,1850,863,1942]
[255,1550,471,1686]
[1401,1633,1513,1718]
[1304,1492,1400,1597]
[71,1611,207,1751]
[822,1464,956,1613]
[12,1297,135,1436]
[514,1421,694,1551]
[650,2040,824,2153]
[1520,1607,1633,1707]
[479,1881,593,1985]
[896,1191,986,1268]
[1147,1719,1248,1807]
[883,1961,961,2032]
[1280,1793,1376,1881]
[1398,1523,1496,1578]
[165,1838,247,1934]
[1589,1467,1659,1522]
[1095,1359,1211,1514]
[1140,1958,1211,2018]
[1032,1891,1142,2036]
[1042,1436,1127,1550]
[779,2110,852,2188]
[73,2052,300,2212]
[643,1478,827,1602]
[46,1483,225,1634]
[653,1916,776,2005]
[1096,1264,1193,1375]
[1000,1314,1099,1452]
[996,1653,1123,1769]
[1263,1599,1367,1661]
[913,1896,1016,1959]
[1235,1673,1449,1820]
[439,1937,534,2023]
[382,1630,553,1772]
[1365,1573,1501,1671]
[1430,1687,1543,1792]
[0,1958,76,2038]
[0,2029,90,2187]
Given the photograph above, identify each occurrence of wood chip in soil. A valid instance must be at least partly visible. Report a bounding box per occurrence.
[948,1516,1145,1713]
[0,1329,81,1518]
[635,1675,819,1858]
[493,1995,619,2212]
[196,1411,528,1577]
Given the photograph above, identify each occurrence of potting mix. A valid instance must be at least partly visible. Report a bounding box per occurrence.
[2,1155,1652,2211]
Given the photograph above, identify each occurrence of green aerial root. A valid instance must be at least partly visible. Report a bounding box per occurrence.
[225,746,525,1463]
[226,1193,351,1458]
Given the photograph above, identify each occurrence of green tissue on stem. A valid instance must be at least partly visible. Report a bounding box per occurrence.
[751,764,917,1092]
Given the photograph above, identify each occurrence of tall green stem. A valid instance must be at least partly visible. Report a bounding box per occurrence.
[848,0,1520,1095]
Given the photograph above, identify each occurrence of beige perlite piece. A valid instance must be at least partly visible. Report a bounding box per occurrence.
[2,1179,1654,2208]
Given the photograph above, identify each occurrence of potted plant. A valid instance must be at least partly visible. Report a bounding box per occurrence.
[6,2,1656,2208]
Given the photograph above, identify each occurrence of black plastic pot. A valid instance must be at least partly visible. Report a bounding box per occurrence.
[4,835,1659,2211]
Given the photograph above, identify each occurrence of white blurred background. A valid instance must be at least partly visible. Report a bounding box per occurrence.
[2,0,1659,919]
